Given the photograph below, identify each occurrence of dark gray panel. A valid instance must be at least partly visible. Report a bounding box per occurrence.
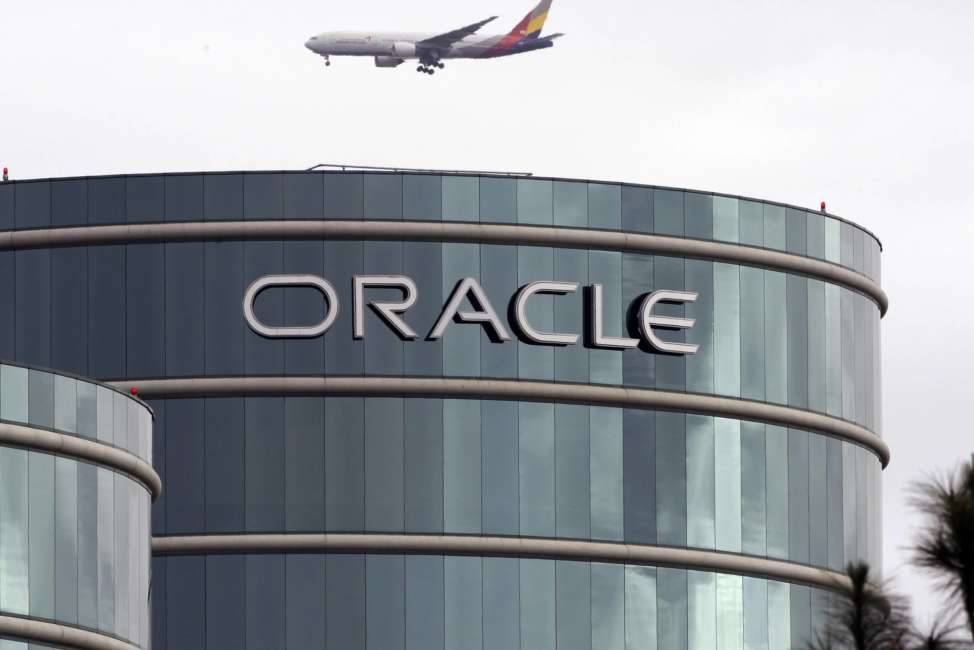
[326,555,366,650]
[0,252,13,359]
[366,555,405,649]
[622,185,653,233]
[87,177,125,225]
[52,248,88,375]
[166,557,205,649]
[126,176,164,223]
[787,275,809,408]
[326,397,365,530]
[166,399,205,534]
[15,180,50,228]
[788,429,810,563]
[245,397,285,531]
[284,173,324,220]
[656,412,687,546]
[684,193,713,240]
[165,175,204,222]
[88,246,126,379]
[364,173,403,220]
[403,175,441,221]
[243,173,284,220]
[204,241,245,375]
[205,398,246,533]
[165,243,205,376]
[480,177,516,223]
[205,555,246,650]
[404,399,443,533]
[285,397,326,531]
[324,173,364,219]
[286,555,326,648]
[483,400,518,535]
[654,190,684,237]
[15,250,51,366]
[246,555,286,650]
[126,244,165,378]
[203,174,243,220]
[785,208,806,256]
[555,404,590,539]
[365,398,405,531]
[406,556,445,650]
[624,408,656,544]
[51,179,87,226]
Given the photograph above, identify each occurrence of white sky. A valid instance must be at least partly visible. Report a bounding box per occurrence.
[2,0,973,625]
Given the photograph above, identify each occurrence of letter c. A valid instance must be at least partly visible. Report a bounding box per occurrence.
[243,275,339,338]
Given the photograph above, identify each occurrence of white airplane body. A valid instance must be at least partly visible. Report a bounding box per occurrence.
[305,0,561,74]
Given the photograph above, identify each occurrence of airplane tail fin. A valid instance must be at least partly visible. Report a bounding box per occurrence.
[508,0,554,41]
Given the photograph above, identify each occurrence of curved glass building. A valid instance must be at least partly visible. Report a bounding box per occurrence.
[0,171,886,649]
[0,362,156,650]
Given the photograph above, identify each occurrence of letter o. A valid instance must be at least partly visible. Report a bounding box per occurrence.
[243,275,339,338]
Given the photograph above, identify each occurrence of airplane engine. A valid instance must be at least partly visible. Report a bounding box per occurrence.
[374,56,405,68]
[391,42,417,58]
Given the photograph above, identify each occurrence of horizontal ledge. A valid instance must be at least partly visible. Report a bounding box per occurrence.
[0,422,161,500]
[110,376,890,467]
[0,614,141,650]
[152,533,851,593]
[0,220,888,316]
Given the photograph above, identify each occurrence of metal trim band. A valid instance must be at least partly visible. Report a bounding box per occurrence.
[0,615,141,650]
[152,533,851,593]
[0,422,162,500]
[110,376,890,467]
[0,220,888,315]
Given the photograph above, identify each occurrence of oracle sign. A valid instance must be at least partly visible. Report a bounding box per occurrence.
[242,274,699,355]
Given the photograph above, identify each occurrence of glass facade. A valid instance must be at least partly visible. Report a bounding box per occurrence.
[0,364,152,649]
[0,172,885,650]
[152,553,836,650]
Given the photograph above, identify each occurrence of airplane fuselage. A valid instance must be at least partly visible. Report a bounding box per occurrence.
[306,32,512,60]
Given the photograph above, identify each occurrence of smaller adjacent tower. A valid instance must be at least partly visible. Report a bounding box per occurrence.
[0,362,157,650]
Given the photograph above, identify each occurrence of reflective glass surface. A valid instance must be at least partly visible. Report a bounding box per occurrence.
[151,554,835,650]
[150,397,882,571]
[0,447,150,648]
[0,364,152,463]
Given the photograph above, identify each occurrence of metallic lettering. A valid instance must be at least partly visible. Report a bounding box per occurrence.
[353,275,418,340]
[513,281,580,346]
[243,275,339,338]
[590,283,639,350]
[638,290,700,355]
[428,278,511,342]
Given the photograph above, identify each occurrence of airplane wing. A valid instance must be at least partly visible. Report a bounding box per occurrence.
[417,16,498,50]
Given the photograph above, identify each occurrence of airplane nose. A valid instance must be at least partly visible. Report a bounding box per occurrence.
[305,38,315,50]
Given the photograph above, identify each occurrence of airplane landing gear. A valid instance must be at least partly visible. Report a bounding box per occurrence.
[324,55,331,67]
[416,59,444,75]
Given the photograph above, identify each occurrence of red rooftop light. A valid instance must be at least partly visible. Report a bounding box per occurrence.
[130,387,138,396]
[2,168,8,182]
[820,201,827,212]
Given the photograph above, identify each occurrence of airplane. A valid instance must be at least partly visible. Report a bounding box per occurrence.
[304,0,562,75]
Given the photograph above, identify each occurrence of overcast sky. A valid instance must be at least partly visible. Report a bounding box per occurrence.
[2,0,973,623]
